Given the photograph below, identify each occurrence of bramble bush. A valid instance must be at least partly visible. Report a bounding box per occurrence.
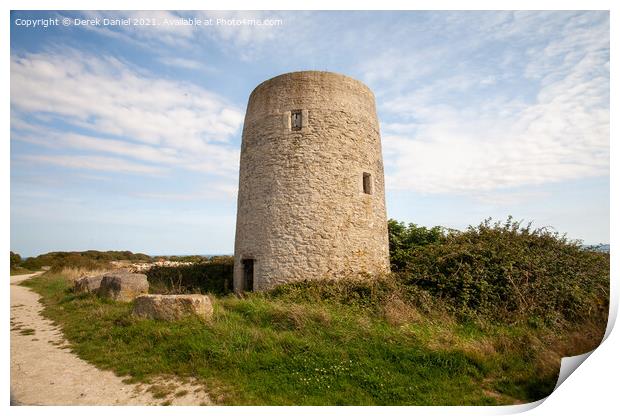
[397,217,609,325]
[388,219,447,271]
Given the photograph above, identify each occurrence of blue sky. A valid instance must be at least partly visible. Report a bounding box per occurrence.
[10,10,610,257]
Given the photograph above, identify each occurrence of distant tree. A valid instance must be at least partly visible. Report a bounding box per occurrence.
[10,251,22,270]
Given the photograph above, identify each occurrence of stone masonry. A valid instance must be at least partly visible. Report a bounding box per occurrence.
[233,71,390,292]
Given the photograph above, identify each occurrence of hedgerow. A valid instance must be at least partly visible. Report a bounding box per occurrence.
[146,256,234,295]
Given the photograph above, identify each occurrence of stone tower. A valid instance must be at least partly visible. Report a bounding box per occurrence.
[233,71,390,292]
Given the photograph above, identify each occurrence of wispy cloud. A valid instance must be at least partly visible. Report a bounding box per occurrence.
[73,10,288,62]
[195,11,287,61]
[372,11,609,195]
[471,190,551,206]
[135,183,238,201]
[11,48,243,180]
[78,11,196,48]
[18,154,167,175]
[157,56,215,72]
[11,48,243,145]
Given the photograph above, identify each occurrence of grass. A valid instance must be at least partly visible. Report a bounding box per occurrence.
[20,271,606,406]
[147,384,175,399]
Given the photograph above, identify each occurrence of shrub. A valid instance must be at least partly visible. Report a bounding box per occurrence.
[21,250,152,272]
[146,256,234,295]
[20,256,43,271]
[397,217,609,325]
[388,220,447,271]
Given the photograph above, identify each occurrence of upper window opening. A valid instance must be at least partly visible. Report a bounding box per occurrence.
[291,110,302,131]
[363,172,372,195]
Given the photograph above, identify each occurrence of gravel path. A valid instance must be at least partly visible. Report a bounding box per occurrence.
[10,272,212,406]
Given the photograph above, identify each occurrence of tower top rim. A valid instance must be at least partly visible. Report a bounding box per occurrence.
[249,70,374,100]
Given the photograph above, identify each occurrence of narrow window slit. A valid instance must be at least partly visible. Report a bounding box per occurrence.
[363,172,372,194]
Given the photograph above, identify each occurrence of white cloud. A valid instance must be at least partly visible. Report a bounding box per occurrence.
[360,46,451,93]
[15,130,183,166]
[157,57,215,71]
[135,183,238,201]
[74,11,287,62]
[18,154,166,175]
[376,12,609,195]
[471,190,550,206]
[79,11,196,48]
[10,49,244,144]
[11,48,243,180]
[196,11,286,61]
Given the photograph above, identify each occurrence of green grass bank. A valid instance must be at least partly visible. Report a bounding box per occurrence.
[18,217,609,405]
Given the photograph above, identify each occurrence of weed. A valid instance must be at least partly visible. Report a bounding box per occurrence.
[19,328,36,336]
[175,390,188,397]
[147,384,174,399]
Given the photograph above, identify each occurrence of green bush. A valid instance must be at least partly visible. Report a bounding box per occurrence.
[146,256,234,295]
[20,250,152,272]
[395,217,609,324]
[388,220,447,271]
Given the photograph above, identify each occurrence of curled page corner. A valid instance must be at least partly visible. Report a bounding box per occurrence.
[603,301,617,342]
[504,309,615,413]
[500,350,598,414]
[497,397,546,414]
[550,300,619,391]
[553,351,594,391]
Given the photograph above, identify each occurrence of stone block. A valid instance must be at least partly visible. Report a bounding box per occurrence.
[132,294,213,321]
[74,274,104,294]
[98,272,149,302]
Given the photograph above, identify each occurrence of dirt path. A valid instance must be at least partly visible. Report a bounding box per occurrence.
[10,272,212,406]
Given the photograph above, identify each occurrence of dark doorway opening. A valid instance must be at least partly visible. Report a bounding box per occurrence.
[242,259,254,292]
